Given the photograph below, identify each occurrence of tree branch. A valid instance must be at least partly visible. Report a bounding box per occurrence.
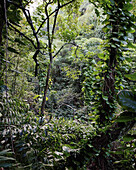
[53,42,79,58]
[36,0,75,34]
[8,22,36,48]
[33,49,40,76]
[41,2,53,115]
[21,7,40,49]
[51,1,60,43]
[8,0,40,75]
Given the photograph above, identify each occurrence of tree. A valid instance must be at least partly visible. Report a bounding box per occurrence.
[0,0,82,114]
[0,0,136,169]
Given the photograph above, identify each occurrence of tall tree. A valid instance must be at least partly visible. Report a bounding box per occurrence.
[1,0,81,115]
[90,0,136,124]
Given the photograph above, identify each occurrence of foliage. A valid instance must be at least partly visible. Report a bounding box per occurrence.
[117,90,136,112]
[0,149,15,168]
[0,0,136,169]
[0,94,94,169]
[113,89,136,169]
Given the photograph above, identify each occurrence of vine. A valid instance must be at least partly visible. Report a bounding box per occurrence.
[83,0,136,124]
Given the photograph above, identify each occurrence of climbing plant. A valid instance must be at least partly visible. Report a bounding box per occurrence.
[0,0,136,169]
[82,0,136,124]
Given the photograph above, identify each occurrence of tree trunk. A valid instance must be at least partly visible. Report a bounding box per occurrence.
[0,20,4,46]
[0,0,5,80]
[99,13,119,124]
[0,0,4,46]
[41,61,52,114]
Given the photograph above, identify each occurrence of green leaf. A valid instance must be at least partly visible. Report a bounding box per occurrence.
[33,95,40,99]
[111,44,116,48]
[0,163,13,168]
[88,144,93,148]
[123,26,127,30]
[116,115,134,122]
[127,42,136,48]
[106,25,112,29]
[107,12,112,15]
[95,8,99,17]
[8,47,19,54]
[110,0,115,5]
[127,27,135,33]
[102,95,108,101]
[125,72,136,81]
[114,160,128,164]
[0,149,12,155]
[62,145,79,153]
[14,38,25,45]
[54,151,63,156]
[117,90,136,112]
[120,17,126,21]
[98,53,105,59]
[125,57,132,62]
[0,156,15,161]
[102,26,109,32]
[110,151,123,155]
[112,38,120,42]
[123,135,136,142]
[124,4,133,11]
[102,19,109,25]
[121,41,127,45]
